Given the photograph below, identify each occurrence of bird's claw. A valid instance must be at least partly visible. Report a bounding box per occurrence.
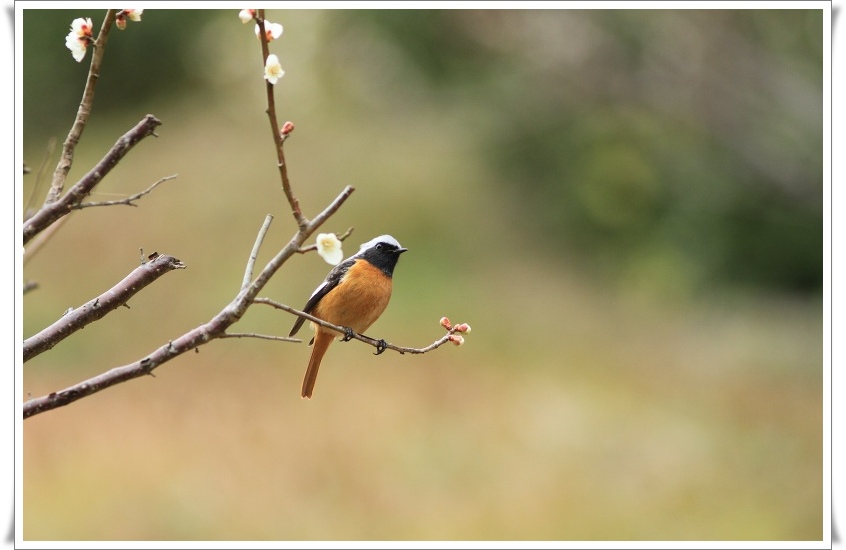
[374,339,388,355]
[341,326,355,342]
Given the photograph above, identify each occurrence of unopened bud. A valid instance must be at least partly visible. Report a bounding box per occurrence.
[448,334,465,346]
[239,9,256,23]
[440,316,452,330]
[281,121,295,136]
[455,323,471,333]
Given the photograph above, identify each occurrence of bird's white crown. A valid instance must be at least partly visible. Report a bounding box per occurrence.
[358,235,402,254]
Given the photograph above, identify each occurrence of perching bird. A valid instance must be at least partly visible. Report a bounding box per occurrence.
[289,235,407,398]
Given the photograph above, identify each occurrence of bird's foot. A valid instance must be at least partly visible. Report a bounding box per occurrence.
[341,326,355,342]
[374,339,388,355]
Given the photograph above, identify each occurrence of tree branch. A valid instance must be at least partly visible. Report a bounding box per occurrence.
[242,214,274,290]
[23,114,163,245]
[257,10,307,229]
[23,186,355,419]
[44,10,116,206]
[253,298,466,355]
[74,174,177,209]
[220,332,301,343]
[23,254,187,363]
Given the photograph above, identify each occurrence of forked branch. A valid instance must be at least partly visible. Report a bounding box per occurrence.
[23,186,355,419]
[44,9,116,206]
[23,114,163,245]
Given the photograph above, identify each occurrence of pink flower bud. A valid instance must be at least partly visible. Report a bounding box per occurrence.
[281,121,295,136]
[440,317,452,330]
[455,323,471,333]
[239,9,256,24]
[448,334,465,346]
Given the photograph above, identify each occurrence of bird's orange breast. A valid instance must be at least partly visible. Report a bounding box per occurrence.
[311,259,393,336]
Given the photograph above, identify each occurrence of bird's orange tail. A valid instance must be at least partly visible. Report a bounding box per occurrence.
[302,330,334,399]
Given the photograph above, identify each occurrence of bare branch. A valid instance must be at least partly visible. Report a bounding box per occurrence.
[23,186,355,419]
[221,332,301,343]
[75,174,178,209]
[23,114,163,246]
[253,297,464,355]
[44,10,117,206]
[23,254,187,363]
[256,10,307,228]
[242,214,274,291]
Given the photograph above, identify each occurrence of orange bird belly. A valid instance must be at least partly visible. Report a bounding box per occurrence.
[310,261,393,336]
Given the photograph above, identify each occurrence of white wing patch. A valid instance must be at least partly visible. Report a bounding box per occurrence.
[309,280,330,301]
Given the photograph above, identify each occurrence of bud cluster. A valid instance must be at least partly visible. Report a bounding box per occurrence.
[439,317,472,346]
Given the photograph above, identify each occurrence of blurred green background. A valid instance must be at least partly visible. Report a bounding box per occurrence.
[22,8,824,541]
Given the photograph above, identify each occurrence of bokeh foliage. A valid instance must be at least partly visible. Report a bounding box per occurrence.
[24,10,823,298]
[320,9,823,295]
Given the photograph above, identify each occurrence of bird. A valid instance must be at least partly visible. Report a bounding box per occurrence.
[289,234,407,398]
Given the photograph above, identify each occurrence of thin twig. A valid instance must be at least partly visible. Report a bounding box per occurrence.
[44,10,117,206]
[296,226,355,253]
[23,115,163,246]
[23,281,39,295]
[242,214,274,290]
[23,254,187,363]
[23,215,70,266]
[253,297,459,355]
[24,138,57,221]
[221,332,301,343]
[75,174,178,209]
[257,10,307,228]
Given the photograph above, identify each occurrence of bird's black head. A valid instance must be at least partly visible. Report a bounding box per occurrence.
[357,235,407,277]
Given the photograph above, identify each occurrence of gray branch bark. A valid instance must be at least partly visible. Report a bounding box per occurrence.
[23,254,187,363]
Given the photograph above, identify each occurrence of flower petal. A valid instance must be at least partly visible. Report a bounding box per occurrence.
[263,54,285,85]
[316,233,343,265]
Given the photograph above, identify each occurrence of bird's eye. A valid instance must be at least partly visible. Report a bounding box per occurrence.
[376,243,383,250]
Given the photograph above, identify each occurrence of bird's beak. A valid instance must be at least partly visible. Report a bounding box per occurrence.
[396,248,408,254]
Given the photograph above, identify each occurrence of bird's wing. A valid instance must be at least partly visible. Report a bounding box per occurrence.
[288,258,355,337]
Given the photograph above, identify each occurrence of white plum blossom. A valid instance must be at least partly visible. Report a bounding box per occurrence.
[263,53,285,85]
[255,21,283,42]
[116,9,143,30]
[65,34,88,62]
[65,17,93,62]
[69,17,92,37]
[316,233,343,266]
